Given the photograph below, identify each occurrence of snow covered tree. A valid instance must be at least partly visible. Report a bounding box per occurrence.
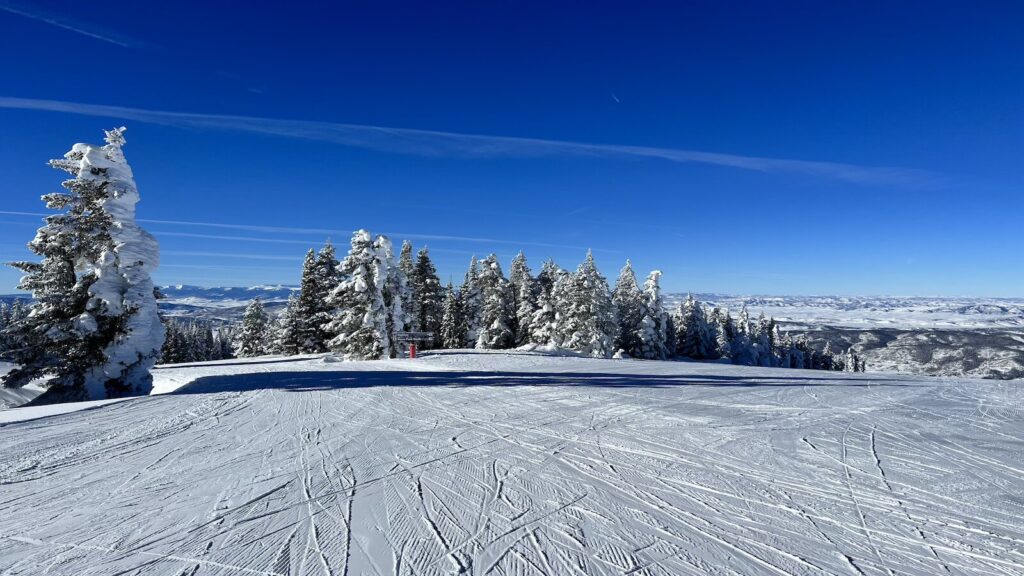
[675,295,715,359]
[237,299,270,357]
[439,282,464,349]
[612,260,643,356]
[508,252,537,346]
[529,260,563,347]
[557,252,618,357]
[399,240,416,330]
[505,250,532,340]
[375,235,407,358]
[3,128,164,400]
[512,274,537,347]
[411,247,443,348]
[458,256,483,347]
[325,230,391,360]
[272,293,303,356]
[475,254,514,349]
[637,270,670,360]
[708,307,733,360]
[294,243,340,353]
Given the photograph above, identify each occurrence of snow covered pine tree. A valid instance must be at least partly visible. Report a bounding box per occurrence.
[3,127,164,401]
[325,230,392,360]
[237,298,271,357]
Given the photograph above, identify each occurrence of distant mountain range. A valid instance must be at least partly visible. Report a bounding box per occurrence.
[4,287,1022,379]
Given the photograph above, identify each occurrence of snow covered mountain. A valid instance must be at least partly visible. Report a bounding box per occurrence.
[0,351,1020,575]
[662,294,1024,380]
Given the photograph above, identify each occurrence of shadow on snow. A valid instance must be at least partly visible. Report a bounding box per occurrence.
[170,369,914,396]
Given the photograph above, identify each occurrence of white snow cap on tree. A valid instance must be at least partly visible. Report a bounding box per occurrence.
[66,128,164,397]
[325,230,392,360]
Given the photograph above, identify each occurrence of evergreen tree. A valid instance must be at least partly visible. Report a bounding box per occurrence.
[475,254,514,349]
[612,260,644,357]
[458,256,483,347]
[375,235,407,358]
[325,230,391,360]
[3,128,164,400]
[439,282,464,349]
[508,252,537,346]
[637,270,670,360]
[675,295,714,359]
[399,240,416,330]
[411,247,443,348]
[557,252,618,357]
[513,271,537,346]
[295,243,340,353]
[536,259,560,298]
[272,293,304,356]
[237,299,270,357]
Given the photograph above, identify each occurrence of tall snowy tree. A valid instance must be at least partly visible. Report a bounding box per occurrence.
[3,127,164,400]
[325,230,391,360]
[508,252,537,344]
[475,254,514,349]
[399,241,419,331]
[439,282,464,349]
[612,260,643,357]
[237,299,270,357]
[411,247,443,347]
[294,243,339,353]
[557,252,618,357]
[375,235,407,358]
[528,260,563,347]
[459,256,483,347]
[637,270,670,360]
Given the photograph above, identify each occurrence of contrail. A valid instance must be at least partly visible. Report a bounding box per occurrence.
[0,2,134,47]
[0,97,940,188]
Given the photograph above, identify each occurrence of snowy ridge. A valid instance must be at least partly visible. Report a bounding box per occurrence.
[669,293,1024,330]
[0,351,1021,574]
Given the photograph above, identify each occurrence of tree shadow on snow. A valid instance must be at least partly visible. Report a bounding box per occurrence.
[170,369,915,396]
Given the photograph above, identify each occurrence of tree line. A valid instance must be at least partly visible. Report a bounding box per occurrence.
[229,230,865,372]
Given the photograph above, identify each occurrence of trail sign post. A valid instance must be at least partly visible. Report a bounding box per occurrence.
[393,332,434,359]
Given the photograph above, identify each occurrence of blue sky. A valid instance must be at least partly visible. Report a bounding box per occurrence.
[0,1,1021,296]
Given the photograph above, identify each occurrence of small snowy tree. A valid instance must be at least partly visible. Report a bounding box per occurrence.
[3,127,164,400]
[237,299,270,357]
[508,252,537,346]
[612,260,643,356]
[475,254,514,349]
[325,230,391,360]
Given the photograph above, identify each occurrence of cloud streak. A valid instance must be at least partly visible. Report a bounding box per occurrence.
[0,211,606,254]
[0,2,135,47]
[0,97,939,188]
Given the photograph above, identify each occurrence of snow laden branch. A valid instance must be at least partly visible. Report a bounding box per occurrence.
[3,128,165,400]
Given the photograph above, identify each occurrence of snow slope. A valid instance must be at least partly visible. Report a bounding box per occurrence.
[0,351,1022,575]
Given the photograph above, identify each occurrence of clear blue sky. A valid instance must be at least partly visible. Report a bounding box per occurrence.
[0,1,1021,296]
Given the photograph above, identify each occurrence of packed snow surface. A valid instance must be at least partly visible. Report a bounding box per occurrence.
[1,351,1022,575]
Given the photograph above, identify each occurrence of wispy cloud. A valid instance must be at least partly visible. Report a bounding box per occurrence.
[0,211,604,254]
[0,97,940,188]
[162,251,304,262]
[0,2,136,48]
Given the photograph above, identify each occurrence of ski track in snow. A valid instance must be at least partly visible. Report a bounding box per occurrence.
[0,351,1022,575]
